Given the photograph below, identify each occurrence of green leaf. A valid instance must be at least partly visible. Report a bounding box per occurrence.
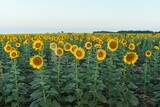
[52,100,61,107]
[64,95,76,103]
[127,82,138,89]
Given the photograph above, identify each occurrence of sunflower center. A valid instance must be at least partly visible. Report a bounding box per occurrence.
[11,52,17,57]
[33,57,42,65]
[98,52,103,57]
[35,43,41,48]
[76,51,82,56]
[57,50,62,54]
[109,41,117,49]
[126,54,134,62]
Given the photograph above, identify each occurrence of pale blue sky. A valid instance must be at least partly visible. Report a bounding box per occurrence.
[0,0,160,33]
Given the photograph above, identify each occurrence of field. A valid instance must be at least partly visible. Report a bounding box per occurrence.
[0,33,160,107]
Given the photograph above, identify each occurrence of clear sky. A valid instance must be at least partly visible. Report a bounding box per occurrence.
[0,0,160,33]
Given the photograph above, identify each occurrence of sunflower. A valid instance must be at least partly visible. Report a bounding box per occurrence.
[154,46,159,50]
[30,55,43,69]
[4,44,12,53]
[123,52,138,65]
[55,47,64,57]
[128,43,135,50]
[10,50,19,59]
[74,47,85,60]
[70,45,78,54]
[94,44,101,49]
[58,41,64,46]
[145,50,152,57]
[49,42,57,50]
[107,39,118,52]
[33,40,44,51]
[96,49,107,61]
[64,43,72,51]
[15,42,21,48]
[85,42,92,50]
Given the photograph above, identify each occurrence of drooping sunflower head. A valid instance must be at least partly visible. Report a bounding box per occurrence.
[74,47,85,60]
[49,42,57,50]
[55,47,64,57]
[145,50,152,58]
[85,42,92,50]
[123,52,138,65]
[64,43,72,51]
[30,55,44,69]
[96,49,107,61]
[107,39,118,52]
[154,46,159,50]
[10,50,19,59]
[94,44,101,49]
[4,44,12,53]
[33,40,44,51]
[128,43,135,50]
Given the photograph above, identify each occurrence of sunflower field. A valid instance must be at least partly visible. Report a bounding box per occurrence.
[0,33,160,107]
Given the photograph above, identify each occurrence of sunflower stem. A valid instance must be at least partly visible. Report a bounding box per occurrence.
[0,61,4,80]
[75,59,80,106]
[40,70,46,101]
[13,59,19,106]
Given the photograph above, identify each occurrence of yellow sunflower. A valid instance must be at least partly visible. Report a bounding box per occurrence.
[70,45,78,54]
[58,41,64,46]
[96,49,107,61]
[128,43,135,50]
[55,47,64,57]
[74,47,85,60]
[145,50,152,57]
[154,46,159,50]
[123,52,138,65]
[33,40,44,51]
[85,42,92,50]
[107,39,118,52]
[15,42,21,48]
[94,44,101,49]
[10,50,19,59]
[4,44,12,53]
[49,42,57,50]
[64,43,72,51]
[30,55,44,69]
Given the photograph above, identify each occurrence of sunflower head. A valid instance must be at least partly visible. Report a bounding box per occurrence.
[33,40,44,51]
[85,42,92,50]
[145,50,152,58]
[15,43,21,48]
[4,44,12,53]
[64,43,72,51]
[128,43,135,50]
[58,41,64,46]
[70,45,78,54]
[107,39,118,52]
[49,42,57,50]
[154,46,159,50]
[94,44,101,49]
[96,49,107,61]
[55,47,64,57]
[30,55,44,69]
[123,52,138,65]
[10,50,19,59]
[74,47,85,60]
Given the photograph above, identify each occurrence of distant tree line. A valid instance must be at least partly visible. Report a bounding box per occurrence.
[93,30,160,34]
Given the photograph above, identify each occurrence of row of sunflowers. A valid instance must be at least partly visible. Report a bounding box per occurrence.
[0,33,160,107]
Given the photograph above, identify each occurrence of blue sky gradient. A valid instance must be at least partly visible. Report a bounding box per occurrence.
[0,0,160,33]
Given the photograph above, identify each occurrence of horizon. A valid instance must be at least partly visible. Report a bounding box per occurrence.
[0,0,160,34]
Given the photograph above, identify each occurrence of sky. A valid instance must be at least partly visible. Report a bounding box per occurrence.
[0,0,160,33]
